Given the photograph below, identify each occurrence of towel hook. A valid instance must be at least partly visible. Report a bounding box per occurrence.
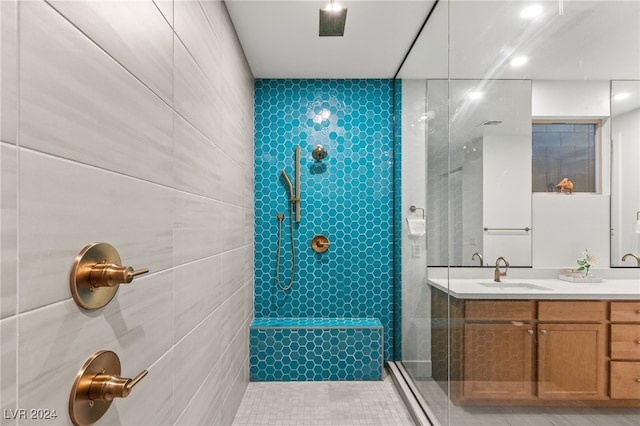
[409,205,425,219]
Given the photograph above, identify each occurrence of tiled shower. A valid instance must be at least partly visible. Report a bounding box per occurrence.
[251,79,396,379]
[3,2,404,425]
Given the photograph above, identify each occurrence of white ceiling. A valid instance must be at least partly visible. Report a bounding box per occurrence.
[226,0,640,81]
[224,0,437,78]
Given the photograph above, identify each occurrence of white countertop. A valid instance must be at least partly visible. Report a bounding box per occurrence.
[428,277,640,300]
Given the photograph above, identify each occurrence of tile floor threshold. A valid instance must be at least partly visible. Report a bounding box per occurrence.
[232,373,416,425]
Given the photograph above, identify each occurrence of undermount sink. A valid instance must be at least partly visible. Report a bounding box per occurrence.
[480,282,551,291]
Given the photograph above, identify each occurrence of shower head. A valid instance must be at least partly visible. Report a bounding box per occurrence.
[281,170,294,198]
[312,145,328,161]
[319,2,347,37]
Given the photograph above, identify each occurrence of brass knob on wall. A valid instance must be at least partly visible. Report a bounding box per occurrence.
[69,350,148,426]
[70,242,149,310]
[311,235,330,253]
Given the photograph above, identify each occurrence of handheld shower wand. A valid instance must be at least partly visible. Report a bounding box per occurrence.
[281,170,294,200]
[275,146,301,291]
[276,171,296,291]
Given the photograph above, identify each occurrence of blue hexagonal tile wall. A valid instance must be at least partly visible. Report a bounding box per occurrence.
[250,318,383,381]
[254,79,395,367]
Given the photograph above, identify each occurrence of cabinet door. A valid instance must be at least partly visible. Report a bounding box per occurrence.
[463,323,535,399]
[537,323,607,400]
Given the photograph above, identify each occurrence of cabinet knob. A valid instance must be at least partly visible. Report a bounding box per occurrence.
[527,329,534,335]
[636,340,640,344]
[540,329,547,335]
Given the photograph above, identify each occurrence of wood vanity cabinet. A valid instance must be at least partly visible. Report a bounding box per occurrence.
[460,300,614,404]
[431,285,640,406]
[537,301,607,400]
[610,302,640,399]
[462,301,535,400]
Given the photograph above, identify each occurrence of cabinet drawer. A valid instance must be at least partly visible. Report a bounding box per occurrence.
[611,325,640,360]
[610,361,640,399]
[611,302,640,323]
[538,301,606,322]
[465,300,535,321]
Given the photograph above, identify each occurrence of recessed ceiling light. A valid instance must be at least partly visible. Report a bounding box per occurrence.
[510,56,528,67]
[613,92,631,101]
[469,91,483,100]
[520,5,543,20]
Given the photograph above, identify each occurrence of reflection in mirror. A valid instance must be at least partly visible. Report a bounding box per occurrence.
[611,80,640,267]
[400,1,640,269]
[426,79,532,267]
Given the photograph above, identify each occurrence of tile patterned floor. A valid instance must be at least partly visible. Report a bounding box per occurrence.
[232,375,415,425]
[415,378,640,426]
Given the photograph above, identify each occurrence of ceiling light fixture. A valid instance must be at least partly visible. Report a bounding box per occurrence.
[613,92,631,101]
[520,4,543,20]
[319,0,347,37]
[510,56,528,67]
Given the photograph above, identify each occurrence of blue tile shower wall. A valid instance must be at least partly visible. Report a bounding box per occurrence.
[249,318,383,381]
[254,79,395,362]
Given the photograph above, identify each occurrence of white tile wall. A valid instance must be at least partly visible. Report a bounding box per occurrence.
[0,1,254,425]
[0,143,17,319]
[46,0,174,104]
[19,1,175,187]
[1,0,18,145]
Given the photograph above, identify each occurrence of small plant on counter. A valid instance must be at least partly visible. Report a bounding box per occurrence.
[577,249,598,277]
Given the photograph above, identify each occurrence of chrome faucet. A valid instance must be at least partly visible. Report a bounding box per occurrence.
[621,253,640,266]
[494,256,509,282]
[472,252,483,266]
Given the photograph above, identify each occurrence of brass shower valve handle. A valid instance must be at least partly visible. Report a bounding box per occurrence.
[87,369,148,401]
[70,242,150,310]
[311,235,330,253]
[89,263,149,288]
[69,351,148,426]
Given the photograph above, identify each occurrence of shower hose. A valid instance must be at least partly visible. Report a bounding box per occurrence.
[275,204,296,291]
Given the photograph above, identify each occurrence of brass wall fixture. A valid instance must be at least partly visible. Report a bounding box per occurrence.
[311,235,330,253]
[281,145,301,222]
[69,350,147,426]
[312,144,328,161]
[70,242,149,310]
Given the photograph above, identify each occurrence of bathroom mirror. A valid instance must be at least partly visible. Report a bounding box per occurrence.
[399,0,640,268]
[610,80,640,267]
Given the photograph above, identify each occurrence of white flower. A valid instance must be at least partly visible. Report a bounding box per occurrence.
[577,249,598,270]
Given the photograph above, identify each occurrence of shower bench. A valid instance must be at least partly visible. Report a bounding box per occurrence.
[249,317,383,381]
